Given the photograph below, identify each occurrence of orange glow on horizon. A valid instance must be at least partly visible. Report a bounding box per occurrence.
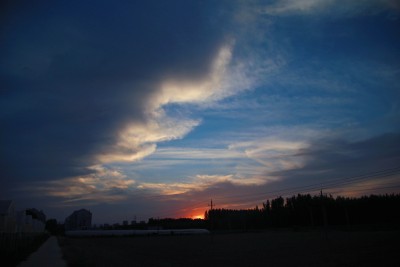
[192,214,204,220]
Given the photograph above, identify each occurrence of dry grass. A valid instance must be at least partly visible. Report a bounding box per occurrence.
[58,230,400,267]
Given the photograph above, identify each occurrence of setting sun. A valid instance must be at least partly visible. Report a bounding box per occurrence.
[192,214,204,220]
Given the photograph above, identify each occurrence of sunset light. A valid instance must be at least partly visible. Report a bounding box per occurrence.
[2,1,400,266]
[192,214,205,220]
[1,0,399,226]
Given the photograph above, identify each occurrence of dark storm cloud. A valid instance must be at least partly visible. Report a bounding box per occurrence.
[0,0,233,192]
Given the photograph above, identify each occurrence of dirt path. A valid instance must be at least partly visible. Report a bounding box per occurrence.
[18,236,66,267]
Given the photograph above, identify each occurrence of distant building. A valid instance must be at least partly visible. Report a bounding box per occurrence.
[0,201,46,233]
[0,200,16,233]
[65,209,92,231]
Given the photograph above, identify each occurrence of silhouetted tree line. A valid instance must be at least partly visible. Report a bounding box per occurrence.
[147,218,207,229]
[204,194,400,230]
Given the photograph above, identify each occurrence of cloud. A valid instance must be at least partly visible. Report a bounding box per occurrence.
[171,132,400,214]
[262,0,400,16]
[161,132,400,203]
[95,44,239,164]
[137,174,266,195]
[152,147,244,160]
[3,1,399,223]
[121,134,314,196]
[22,165,136,205]
[1,1,288,214]
[149,44,234,109]
[263,0,333,15]
[22,130,400,221]
[96,116,200,163]
[0,1,272,195]
[266,132,400,194]
[231,138,307,156]
[0,1,238,188]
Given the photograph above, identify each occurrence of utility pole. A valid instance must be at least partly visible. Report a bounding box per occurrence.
[208,199,215,243]
[208,199,215,229]
[320,189,328,239]
[208,199,214,210]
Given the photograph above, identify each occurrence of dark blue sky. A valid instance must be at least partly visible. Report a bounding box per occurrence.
[1,0,400,223]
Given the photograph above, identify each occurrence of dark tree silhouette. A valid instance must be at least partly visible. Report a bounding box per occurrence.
[204,193,400,230]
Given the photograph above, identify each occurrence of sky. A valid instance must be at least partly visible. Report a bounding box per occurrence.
[1,0,400,224]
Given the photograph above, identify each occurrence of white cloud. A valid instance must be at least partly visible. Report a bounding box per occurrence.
[95,44,236,165]
[263,0,332,15]
[196,174,266,186]
[37,41,273,201]
[149,44,233,111]
[148,41,261,111]
[229,137,310,173]
[152,147,244,160]
[128,135,313,196]
[95,39,267,165]
[29,40,276,202]
[137,174,266,195]
[97,115,199,163]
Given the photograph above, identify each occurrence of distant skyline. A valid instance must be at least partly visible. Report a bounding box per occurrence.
[1,0,400,224]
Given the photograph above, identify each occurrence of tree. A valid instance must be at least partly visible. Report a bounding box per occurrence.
[45,219,58,235]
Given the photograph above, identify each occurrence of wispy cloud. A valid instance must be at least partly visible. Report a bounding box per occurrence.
[152,147,244,160]
[262,0,400,16]
[137,174,266,195]
[124,134,315,195]
[35,133,313,201]
[263,0,333,15]
[229,139,308,171]
[23,165,136,205]
[268,133,400,193]
[97,116,200,163]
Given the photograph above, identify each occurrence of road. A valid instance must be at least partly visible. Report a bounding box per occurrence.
[18,236,66,267]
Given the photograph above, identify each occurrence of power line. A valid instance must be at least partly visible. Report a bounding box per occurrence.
[212,167,400,202]
[148,167,400,218]
[198,168,400,212]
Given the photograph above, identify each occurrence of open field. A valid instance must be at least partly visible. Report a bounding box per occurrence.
[58,230,400,267]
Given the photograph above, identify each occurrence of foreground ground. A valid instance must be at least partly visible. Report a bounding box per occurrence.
[18,236,66,267]
[58,230,400,267]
